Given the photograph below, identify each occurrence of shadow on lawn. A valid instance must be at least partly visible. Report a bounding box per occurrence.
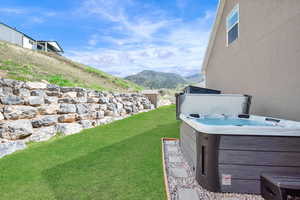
[42,122,179,200]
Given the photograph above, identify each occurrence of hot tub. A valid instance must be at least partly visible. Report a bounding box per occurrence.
[180,114,300,194]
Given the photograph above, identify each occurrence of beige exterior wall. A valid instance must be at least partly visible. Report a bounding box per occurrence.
[205,0,300,121]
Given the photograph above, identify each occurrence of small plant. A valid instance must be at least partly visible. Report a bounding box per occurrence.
[47,75,76,87]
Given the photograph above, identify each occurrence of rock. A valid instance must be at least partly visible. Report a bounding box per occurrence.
[45,96,58,104]
[76,113,96,120]
[87,90,101,97]
[0,78,24,88]
[62,92,77,98]
[0,140,26,158]
[13,88,30,97]
[87,97,99,103]
[132,105,138,113]
[138,104,144,110]
[73,97,87,104]
[80,120,93,129]
[124,106,133,114]
[116,103,123,111]
[124,101,133,107]
[46,90,60,97]
[27,126,57,142]
[3,106,38,120]
[0,87,13,97]
[0,120,33,140]
[143,103,151,109]
[38,104,59,115]
[99,97,109,104]
[110,98,118,104]
[96,111,105,119]
[25,82,47,89]
[58,98,75,104]
[96,116,113,125]
[28,96,44,106]
[107,103,117,111]
[99,104,107,111]
[0,113,4,121]
[58,104,76,114]
[31,115,58,128]
[58,114,77,123]
[60,87,76,93]
[119,108,127,116]
[31,90,46,97]
[77,91,87,97]
[47,84,60,92]
[76,104,89,114]
[104,110,114,117]
[0,95,25,105]
[56,123,83,136]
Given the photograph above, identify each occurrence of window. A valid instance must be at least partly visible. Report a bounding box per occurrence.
[226,4,239,45]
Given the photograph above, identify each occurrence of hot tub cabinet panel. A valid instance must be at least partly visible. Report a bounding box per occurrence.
[180,123,197,171]
[180,121,300,194]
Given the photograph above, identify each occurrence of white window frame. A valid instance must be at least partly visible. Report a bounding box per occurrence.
[226,4,239,46]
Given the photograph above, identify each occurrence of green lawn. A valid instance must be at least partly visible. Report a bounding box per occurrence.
[0,105,179,200]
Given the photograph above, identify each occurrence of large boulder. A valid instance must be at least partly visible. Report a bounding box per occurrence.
[60,87,76,93]
[13,88,30,97]
[76,104,89,114]
[0,113,4,121]
[58,104,76,114]
[56,123,83,136]
[31,115,58,128]
[45,96,58,104]
[0,78,24,88]
[0,140,26,158]
[58,114,77,123]
[58,98,75,104]
[99,97,109,104]
[87,97,99,103]
[38,104,59,115]
[74,97,87,104]
[27,126,57,142]
[28,96,44,106]
[25,82,47,89]
[3,105,38,120]
[0,87,13,97]
[76,113,96,120]
[0,120,34,140]
[30,90,46,97]
[0,95,25,105]
[79,120,94,129]
[99,104,107,111]
[96,111,105,119]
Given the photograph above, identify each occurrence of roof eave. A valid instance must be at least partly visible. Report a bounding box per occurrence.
[201,0,226,73]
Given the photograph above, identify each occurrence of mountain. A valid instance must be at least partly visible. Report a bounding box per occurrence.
[125,70,187,89]
[0,40,142,91]
[184,73,204,83]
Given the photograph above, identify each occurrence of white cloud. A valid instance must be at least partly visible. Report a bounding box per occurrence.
[0,8,26,14]
[67,0,214,77]
[31,17,44,24]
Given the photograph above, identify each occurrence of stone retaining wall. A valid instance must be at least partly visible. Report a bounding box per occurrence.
[0,78,154,158]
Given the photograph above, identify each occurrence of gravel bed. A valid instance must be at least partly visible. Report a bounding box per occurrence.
[163,139,264,200]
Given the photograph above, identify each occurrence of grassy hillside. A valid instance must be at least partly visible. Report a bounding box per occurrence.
[125,70,187,89]
[0,41,143,91]
[184,73,204,83]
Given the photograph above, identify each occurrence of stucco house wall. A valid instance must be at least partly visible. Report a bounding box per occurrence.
[205,0,300,121]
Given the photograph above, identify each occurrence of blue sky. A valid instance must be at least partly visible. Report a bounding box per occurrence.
[0,0,218,77]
